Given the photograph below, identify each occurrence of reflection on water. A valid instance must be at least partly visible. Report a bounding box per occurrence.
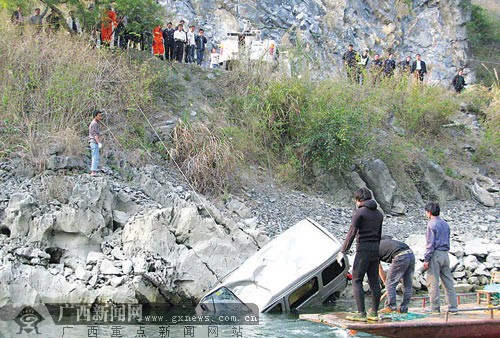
[52,299,377,338]
[0,298,387,337]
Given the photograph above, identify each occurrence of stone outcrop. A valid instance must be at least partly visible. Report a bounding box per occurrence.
[359,159,406,215]
[162,0,473,83]
[0,165,268,307]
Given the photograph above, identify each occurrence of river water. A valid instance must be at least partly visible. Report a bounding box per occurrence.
[0,298,384,338]
[39,299,379,338]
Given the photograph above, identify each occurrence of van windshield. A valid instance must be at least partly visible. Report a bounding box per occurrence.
[197,287,254,314]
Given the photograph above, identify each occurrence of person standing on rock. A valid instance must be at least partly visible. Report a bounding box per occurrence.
[378,235,415,314]
[423,202,458,314]
[89,111,103,176]
[339,187,383,322]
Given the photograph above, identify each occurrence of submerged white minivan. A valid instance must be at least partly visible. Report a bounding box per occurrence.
[196,219,350,313]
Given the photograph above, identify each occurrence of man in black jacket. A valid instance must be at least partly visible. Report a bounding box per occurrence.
[383,53,396,78]
[342,44,359,82]
[195,28,207,66]
[411,54,427,81]
[163,22,175,61]
[378,236,415,314]
[452,69,466,93]
[340,188,383,321]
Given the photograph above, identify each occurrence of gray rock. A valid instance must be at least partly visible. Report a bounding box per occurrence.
[100,259,121,275]
[86,252,105,264]
[112,210,129,227]
[110,276,125,288]
[486,251,500,266]
[75,266,91,281]
[111,247,126,260]
[88,274,98,288]
[449,254,459,271]
[454,283,474,293]
[46,155,85,171]
[359,159,404,214]
[474,265,491,277]
[465,239,489,257]
[468,276,479,285]
[226,199,253,219]
[406,234,426,260]
[4,193,37,238]
[471,182,495,207]
[122,260,133,275]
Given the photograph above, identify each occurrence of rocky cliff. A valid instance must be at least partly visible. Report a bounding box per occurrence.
[0,163,268,307]
[163,0,472,82]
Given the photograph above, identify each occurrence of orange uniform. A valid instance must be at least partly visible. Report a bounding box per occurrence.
[101,10,117,44]
[152,26,165,56]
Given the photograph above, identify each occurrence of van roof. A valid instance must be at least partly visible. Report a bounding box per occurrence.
[219,219,342,310]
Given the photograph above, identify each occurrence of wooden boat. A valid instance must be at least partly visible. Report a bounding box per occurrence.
[300,304,500,338]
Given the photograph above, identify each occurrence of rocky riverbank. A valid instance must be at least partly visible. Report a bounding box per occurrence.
[0,149,498,309]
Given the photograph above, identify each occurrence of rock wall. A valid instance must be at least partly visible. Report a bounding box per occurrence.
[0,164,268,307]
[162,0,473,83]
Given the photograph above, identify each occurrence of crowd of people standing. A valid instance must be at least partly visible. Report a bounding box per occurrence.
[153,21,208,65]
[342,44,465,92]
[342,44,428,84]
[10,5,82,35]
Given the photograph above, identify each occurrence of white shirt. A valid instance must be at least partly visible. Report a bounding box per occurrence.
[66,16,82,34]
[187,30,195,46]
[416,60,422,70]
[174,30,186,42]
[210,52,220,65]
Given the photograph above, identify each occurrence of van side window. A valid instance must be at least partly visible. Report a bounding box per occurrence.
[267,303,283,313]
[322,261,343,286]
[288,277,318,309]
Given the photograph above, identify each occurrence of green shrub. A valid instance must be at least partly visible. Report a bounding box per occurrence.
[170,121,242,194]
[467,5,500,86]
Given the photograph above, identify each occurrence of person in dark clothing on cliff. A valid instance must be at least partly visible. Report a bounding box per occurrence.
[452,69,466,93]
[411,54,427,81]
[383,53,396,78]
[163,22,175,61]
[399,55,412,74]
[339,187,383,322]
[342,44,358,82]
[378,236,415,314]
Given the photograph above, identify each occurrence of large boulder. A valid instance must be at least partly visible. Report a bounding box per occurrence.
[471,182,495,207]
[358,159,405,215]
[3,193,37,238]
[464,239,489,257]
[408,160,467,201]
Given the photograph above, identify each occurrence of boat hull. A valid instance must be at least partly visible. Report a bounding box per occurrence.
[300,310,500,338]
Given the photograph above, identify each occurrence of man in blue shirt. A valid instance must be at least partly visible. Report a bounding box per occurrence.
[423,202,458,314]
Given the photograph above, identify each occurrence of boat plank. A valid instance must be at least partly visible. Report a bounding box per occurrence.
[300,307,500,338]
